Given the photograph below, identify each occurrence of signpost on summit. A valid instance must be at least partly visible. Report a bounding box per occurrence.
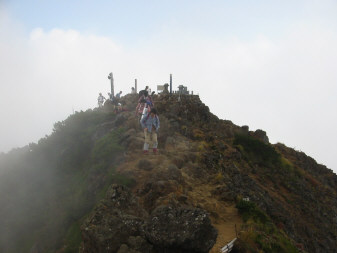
[108,72,114,98]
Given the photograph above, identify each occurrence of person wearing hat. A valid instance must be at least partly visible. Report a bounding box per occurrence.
[140,108,160,154]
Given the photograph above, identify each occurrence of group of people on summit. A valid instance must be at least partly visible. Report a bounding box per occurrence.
[97,91,123,108]
[97,85,160,155]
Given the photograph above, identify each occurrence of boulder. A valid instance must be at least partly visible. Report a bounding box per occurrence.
[125,236,154,252]
[80,185,148,253]
[117,244,140,253]
[144,205,217,253]
[252,129,269,144]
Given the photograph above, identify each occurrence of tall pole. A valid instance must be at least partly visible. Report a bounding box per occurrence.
[108,72,114,98]
[170,74,172,94]
[135,79,138,93]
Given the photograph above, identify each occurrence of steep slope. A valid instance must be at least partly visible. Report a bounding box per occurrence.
[79,94,337,252]
[0,93,336,253]
[82,94,337,252]
[0,110,127,253]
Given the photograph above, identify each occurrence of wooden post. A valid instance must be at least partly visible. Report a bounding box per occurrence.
[170,74,172,94]
[135,79,138,92]
[108,72,114,98]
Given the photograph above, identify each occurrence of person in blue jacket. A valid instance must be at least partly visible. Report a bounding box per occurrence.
[140,108,160,154]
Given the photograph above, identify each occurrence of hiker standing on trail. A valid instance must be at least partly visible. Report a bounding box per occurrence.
[141,108,160,154]
[116,91,122,99]
[97,93,106,108]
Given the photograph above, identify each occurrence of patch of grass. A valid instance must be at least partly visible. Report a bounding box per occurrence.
[234,134,281,169]
[214,172,224,183]
[235,199,299,253]
[236,199,270,224]
[64,221,82,253]
[112,173,137,187]
[91,130,124,164]
[192,128,205,140]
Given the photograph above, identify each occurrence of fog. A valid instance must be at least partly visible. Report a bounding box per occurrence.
[0,4,336,172]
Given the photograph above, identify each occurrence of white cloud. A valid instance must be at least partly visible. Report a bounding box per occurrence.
[0,8,336,173]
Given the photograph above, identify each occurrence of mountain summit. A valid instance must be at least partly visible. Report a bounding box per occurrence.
[0,93,336,253]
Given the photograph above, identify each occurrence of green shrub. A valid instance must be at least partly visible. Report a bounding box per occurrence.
[236,199,299,253]
[234,134,281,169]
[236,199,270,224]
[91,130,123,163]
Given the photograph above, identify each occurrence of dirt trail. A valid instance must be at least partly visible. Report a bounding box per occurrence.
[187,184,242,253]
[210,206,241,253]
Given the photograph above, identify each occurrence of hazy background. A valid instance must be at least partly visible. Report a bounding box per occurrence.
[0,0,336,172]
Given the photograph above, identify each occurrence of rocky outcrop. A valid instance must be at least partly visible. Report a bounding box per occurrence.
[251,129,269,144]
[81,94,337,253]
[81,184,217,253]
[80,185,148,253]
[145,205,217,253]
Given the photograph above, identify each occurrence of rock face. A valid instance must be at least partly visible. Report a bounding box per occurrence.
[145,206,217,253]
[80,185,148,253]
[252,129,269,144]
[81,184,217,253]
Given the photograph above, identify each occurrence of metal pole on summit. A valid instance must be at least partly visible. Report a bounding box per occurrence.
[135,79,138,93]
[108,72,114,98]
[170,74,172,94]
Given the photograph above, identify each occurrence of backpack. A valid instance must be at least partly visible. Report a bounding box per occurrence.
[139,90,148,98]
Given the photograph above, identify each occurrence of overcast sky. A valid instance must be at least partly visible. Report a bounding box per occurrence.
[0,0,336,173]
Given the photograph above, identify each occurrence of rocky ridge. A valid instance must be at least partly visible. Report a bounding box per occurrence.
[77,93,337,253]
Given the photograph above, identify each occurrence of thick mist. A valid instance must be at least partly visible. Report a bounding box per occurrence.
[1,3,337,172]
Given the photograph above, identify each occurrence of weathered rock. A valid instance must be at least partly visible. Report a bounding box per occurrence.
[240,125,249,134]
[102,185,147,217]
[141,179,179,211]
[117,244,140,253]
[252,129,269,144]
[126,236,154,252]
[80,185,148,253]
[144,205,217,253]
